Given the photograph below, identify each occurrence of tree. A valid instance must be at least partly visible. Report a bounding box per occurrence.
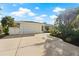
[71,15,79,28]
[44,26,49,33]
[56,8,77,26]
[50,7,79,46]
[1,16,15,35]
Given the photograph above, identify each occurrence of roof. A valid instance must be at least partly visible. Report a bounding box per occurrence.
[19,21,43,24]
[16,21,52,26]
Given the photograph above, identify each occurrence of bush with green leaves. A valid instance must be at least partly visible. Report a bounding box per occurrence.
[50,7,79,46]
[2,26,9,35]
[49,27,61,38]
[0,30,1,34]
[49,24,74,39]
[1,16,15,35]
[50,26,72,42]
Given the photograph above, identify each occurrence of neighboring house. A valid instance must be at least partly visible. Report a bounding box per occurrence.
[9,21,51,35]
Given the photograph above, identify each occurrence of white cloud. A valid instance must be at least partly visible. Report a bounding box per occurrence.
[35,7,39,10]
[28,12,35,16]
[19,7,31,13]
[40,14,47,17]
[49,15,58,24]
[11,7,35,17]
[50,15,57,19]
[53,7,66,14]
[34,16,44,23]
[34,14,48,23]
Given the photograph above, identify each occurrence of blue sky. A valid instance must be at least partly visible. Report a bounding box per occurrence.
[0,3,79,24]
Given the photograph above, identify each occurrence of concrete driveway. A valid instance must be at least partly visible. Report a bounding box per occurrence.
[0,33,49,56]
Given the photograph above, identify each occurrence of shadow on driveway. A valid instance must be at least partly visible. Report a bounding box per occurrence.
[0,34,35,39]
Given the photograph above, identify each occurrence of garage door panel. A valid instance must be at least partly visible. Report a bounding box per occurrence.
[21,28,41,34]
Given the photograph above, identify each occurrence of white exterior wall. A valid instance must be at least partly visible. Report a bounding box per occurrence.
[9,22,44,35]
[9,27,20,35]
[20,22,43,34]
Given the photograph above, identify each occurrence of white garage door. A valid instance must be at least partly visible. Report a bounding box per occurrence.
[9,27,20,35]
[20,28,41,34]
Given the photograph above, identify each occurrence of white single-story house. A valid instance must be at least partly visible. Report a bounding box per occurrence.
[9,21,51,35]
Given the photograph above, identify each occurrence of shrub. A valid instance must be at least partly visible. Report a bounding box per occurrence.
[50,24,79,46]
[2,26,9,35]
[65,37,72,42]
[44,26,50,33]
[49,27,61,37]
[0,30,1,34]
[49,8,79,46]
